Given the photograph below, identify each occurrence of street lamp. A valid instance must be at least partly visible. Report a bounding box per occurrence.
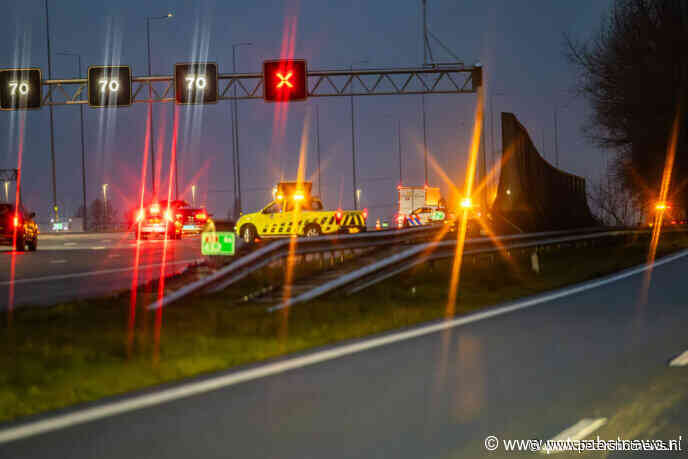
[231,42,252,219]
[57,51,88,232]
[350,59,369,210]
[191,184,196,207]
[3,181,8,201]
[145,12,173,198]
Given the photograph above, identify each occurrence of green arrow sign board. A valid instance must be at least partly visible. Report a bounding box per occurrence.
[201,231,235,256]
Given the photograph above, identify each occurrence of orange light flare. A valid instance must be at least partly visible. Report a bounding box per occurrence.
[431,88,484,398]
[7,112,26,323]
[279,111,310,346]
[446,88,484,318]
[640,102,681,308]
[153,105,179,365]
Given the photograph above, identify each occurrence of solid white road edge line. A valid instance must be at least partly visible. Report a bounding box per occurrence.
[539,418,608,454]
[0,248,686,445]
[0,259,202,286]
[669,350,688,367]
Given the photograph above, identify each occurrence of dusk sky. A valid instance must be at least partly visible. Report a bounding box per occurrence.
[0,0,612,223]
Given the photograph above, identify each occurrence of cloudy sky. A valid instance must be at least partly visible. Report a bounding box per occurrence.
[0,0,612,222]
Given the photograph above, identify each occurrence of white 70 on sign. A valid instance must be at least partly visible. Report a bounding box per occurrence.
[185,75,207,90]
[9,81,29,95]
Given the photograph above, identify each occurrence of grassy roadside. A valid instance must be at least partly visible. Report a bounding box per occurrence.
[1,232,687,423]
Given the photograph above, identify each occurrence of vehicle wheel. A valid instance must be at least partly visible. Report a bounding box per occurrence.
[241,224,257,245]
[27,237,37,251]
[15,233,26,252]
[304,224,322,237]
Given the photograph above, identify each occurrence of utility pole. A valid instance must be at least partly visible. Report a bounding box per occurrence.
[315,104,322,198]
[58,51,88,231]
[44,0,58,221]
[350,60,368,210]
[145,13,173,198]
[350,82,357,210]
[232,42,252,218]
[422,95,428,185]
[398,119,403,185]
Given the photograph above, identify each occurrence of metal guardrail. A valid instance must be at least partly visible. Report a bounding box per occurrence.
[146,225,442,310]
[266,226,688,310]
[146,225,632,310]
[267,227,639,311]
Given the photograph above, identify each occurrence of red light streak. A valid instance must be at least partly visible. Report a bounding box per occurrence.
[7,112,26,321]
[128,93,153,357]
[153,105,179,364]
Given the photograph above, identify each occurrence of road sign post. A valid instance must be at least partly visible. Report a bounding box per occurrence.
[201,231,236,256]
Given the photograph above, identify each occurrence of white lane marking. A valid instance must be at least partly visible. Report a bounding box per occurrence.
[0,250,684,445]
[540,418,607,454]
[90,246,106,250]
[669,350,688,367]
[49,259,68,264]
[0,258,201,286]
[63,242,77,246]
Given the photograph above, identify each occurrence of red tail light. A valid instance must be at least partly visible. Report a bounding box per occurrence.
[13,216,20,227]
[362,208,368,220]
[195,212,207,221]
[335,209,343,223]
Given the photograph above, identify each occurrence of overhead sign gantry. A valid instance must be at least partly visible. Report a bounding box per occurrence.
[0,60,481,109]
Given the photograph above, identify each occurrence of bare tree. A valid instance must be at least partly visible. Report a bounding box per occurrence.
[566,0,688,211]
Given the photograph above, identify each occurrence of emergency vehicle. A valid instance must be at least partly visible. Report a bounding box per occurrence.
[235,181,367,245]
[396,185,447,227]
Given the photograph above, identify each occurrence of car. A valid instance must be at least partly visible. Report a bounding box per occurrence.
[0,203,38,251]
[235,181,367,245]
[132,201,183,240]
[166,201,211,235]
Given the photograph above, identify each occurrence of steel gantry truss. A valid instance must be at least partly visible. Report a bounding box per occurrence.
[40,64,481,105]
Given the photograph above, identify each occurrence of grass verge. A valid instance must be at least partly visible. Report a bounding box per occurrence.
[1,232,687,424]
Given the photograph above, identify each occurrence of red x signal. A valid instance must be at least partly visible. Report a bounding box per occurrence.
[276,72,293,88]
[263,59,307,102]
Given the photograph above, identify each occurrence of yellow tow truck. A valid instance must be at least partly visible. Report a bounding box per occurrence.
[235,181,367,245]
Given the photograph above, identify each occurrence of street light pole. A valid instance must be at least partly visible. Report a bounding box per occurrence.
[350,59,368,210]
[58,52,88,231]
[398,119,402,185]
[232,42,252,218]
[315,104,322,198]
[44,0,58,221]
[145,13,172,199]
[421,94,428,185]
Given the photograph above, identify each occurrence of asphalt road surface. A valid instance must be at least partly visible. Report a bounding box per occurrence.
[0,232,202,309]
[1,251,687,458]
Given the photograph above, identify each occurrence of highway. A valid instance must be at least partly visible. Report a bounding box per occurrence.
[1,250,686,458]
[0,232,201,309]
